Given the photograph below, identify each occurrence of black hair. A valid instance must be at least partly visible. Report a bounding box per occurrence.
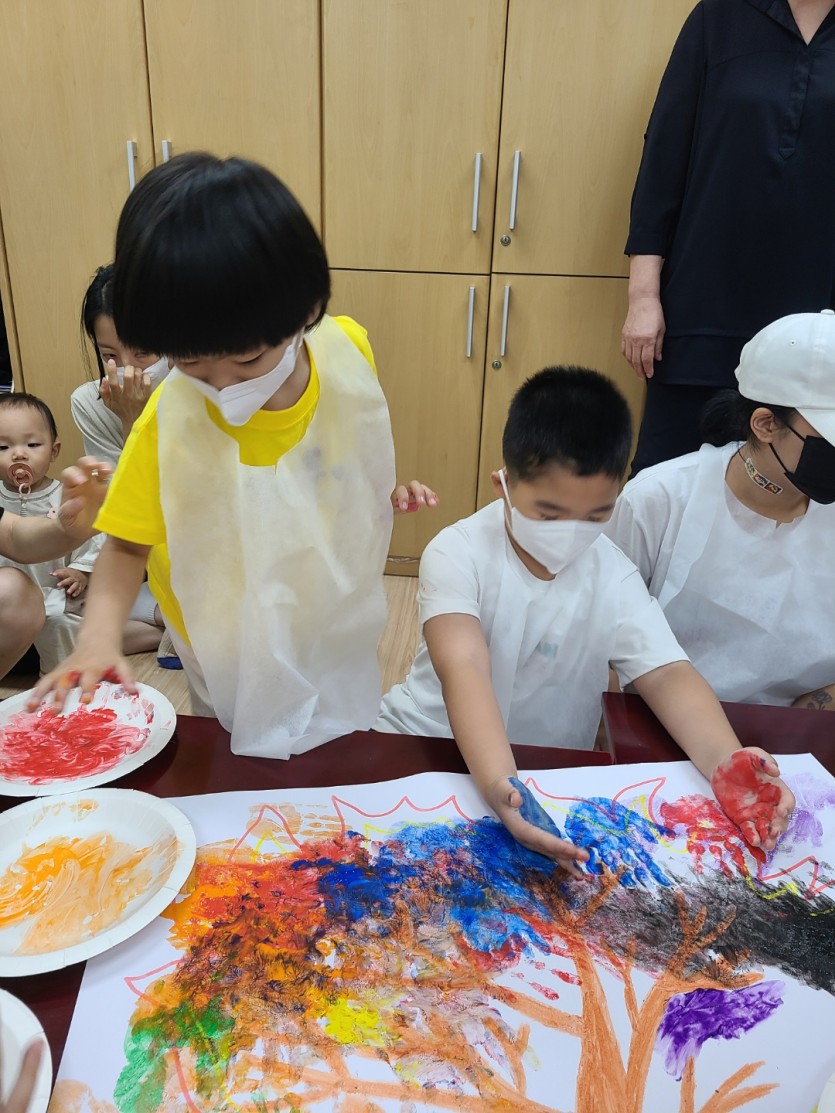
[112,153,331,359]
[80,264,114,380]
[503,366,633,480]
[0,392,58,441]
[700,389,796,446]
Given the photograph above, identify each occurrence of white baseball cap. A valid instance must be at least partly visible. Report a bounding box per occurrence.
[735,309,835,447]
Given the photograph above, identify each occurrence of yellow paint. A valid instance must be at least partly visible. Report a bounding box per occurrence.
[323,998,388,1048]
[0,831,176,954]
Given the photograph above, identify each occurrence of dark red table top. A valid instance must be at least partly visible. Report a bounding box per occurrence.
[0,716,611,1075]
[602,691,834,774]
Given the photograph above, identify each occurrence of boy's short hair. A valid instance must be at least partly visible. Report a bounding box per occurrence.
[112,153,331,360]
[503,366,632,480]
[0,392,58,441]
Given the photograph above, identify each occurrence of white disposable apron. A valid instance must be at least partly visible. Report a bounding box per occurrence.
[657,443,835,704]
[158,315,395,756]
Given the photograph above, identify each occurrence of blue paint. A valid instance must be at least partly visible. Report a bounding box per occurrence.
[564,798,671,888]
[509,777,563,839]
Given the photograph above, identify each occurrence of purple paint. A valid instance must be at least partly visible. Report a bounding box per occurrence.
[764,772,835,866]
[656,981,785,1080]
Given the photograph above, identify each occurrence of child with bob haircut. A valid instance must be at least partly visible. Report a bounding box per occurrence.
[33,153,435,755]
[378,366,794,872]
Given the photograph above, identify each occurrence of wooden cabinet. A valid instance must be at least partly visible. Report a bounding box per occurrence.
[477,276,640,505]
[323,0,507,273]
[0,1,154,463]
[144,0,322,226]
[493,0,695,276]
[329,269,488,571]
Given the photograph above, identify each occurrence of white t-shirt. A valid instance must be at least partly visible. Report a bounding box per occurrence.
[378,499,687,748]
[70,380,125,468]
[606,443,835,705]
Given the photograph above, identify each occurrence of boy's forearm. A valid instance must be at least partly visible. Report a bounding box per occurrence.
[633,660,741,780]
[76,538,150,648]
[440,660,517,795]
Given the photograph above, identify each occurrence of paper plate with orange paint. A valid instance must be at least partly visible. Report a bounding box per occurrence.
[0,789,195,976]
[0,682,176,797]
[0,989,52,1113]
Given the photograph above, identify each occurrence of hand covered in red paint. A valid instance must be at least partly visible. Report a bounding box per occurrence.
[391,480,439,514]
[27,645,136,713]
[710,748,795,852]
[51,566,89,598]
[487,775,590,878]
[0,1039,43,1113]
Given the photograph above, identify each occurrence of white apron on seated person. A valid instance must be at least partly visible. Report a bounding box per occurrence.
[158,315,395,757]
[606,442,835,705]
[377,499,686,748]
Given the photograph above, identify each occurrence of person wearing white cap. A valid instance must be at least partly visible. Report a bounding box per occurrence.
[607,309,835,709]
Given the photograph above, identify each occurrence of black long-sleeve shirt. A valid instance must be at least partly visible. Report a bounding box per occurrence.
[626,0,835,386]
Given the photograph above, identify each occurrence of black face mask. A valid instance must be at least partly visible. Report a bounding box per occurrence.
[770,423,835,505]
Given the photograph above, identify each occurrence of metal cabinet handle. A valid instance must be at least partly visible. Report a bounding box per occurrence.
[465,286,476,358]
[471,153,483,233]
[499,285,511,357]
[126,140,138,191]
[508,150,521,231]
[161,140,173,163]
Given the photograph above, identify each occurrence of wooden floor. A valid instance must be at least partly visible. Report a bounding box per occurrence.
[0,575,421,715]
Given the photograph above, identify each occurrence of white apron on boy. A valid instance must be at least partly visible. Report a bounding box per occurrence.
[158,315,395,757]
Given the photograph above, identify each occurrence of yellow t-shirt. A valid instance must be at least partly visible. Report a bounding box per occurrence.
[95,316,376,642]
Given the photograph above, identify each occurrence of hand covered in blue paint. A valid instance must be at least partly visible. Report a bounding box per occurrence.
[391,480,439,514]
[710,748,795,852]
[488,776,589,877]
[0,1040,43,1113]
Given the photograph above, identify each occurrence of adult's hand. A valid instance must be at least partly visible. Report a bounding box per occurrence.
[622,295,665,380]
[1,1040,43,1113]
[56,457,112,544]
[100,360,153,439]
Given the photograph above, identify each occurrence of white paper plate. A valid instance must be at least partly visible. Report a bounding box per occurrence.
[0,789,195,976]
[0,990,52,1113]
[0,682,176,796]
[819,1070,835,1113]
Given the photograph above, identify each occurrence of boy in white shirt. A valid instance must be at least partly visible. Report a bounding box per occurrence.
[378,367,794,872]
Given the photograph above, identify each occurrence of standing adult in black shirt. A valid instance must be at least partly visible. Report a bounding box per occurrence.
[622,0,835,473]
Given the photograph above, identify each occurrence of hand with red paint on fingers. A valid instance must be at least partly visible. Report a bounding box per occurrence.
[391,480,439,514]
[710,748,795,852]
[486,775,589,878]
[0,1039,43,1113]
[27,645,137,713]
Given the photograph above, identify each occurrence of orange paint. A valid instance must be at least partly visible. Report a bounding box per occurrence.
[0,831,177,954]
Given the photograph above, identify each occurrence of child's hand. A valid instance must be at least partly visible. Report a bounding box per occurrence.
[710,748,795,852]
[487,775,589,877]
[27,646,137,712]
[51,567,89,598]
[100,361,153,432]
[391,480,439,514]
[0,1039,43,1113]
[57,456,112,542]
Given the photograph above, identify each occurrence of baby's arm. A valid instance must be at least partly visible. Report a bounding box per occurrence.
[425,611,588,874]
[634,660,794,850]
[29,536,150,710]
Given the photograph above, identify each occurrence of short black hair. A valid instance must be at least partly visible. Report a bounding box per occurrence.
[700,388,795,446]
[80,264,114,380]
[503,366,632,480]
[112,153,330,360]
[0,392,59,441]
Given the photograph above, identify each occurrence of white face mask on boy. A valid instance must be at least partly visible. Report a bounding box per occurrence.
[498,469,605,575]
[184,333,304,427]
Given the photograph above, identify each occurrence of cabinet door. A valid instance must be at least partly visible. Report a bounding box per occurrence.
[324,0,506,273]
[478,275,642,504]
[329,270,489,572]
[0,1,154,464]
[144,0,321,227]
[494,0,693,276]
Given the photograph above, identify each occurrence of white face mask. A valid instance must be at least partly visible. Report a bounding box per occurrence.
[108,356,170,389]
[183,333,304,426]
[498,469,605,574]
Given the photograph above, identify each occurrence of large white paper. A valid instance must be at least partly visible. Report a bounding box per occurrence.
[50,757,835,1112]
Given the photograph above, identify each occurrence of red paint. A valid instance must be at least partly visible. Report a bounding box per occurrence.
[0,706,150,784]
[531,981,560,1001]
[660,795,761,878]
[710,750,783,848]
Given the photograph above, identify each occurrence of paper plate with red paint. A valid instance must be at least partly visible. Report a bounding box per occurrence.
[0,788,196,977]
[0,682,176,797]
[0,990,52,1113]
